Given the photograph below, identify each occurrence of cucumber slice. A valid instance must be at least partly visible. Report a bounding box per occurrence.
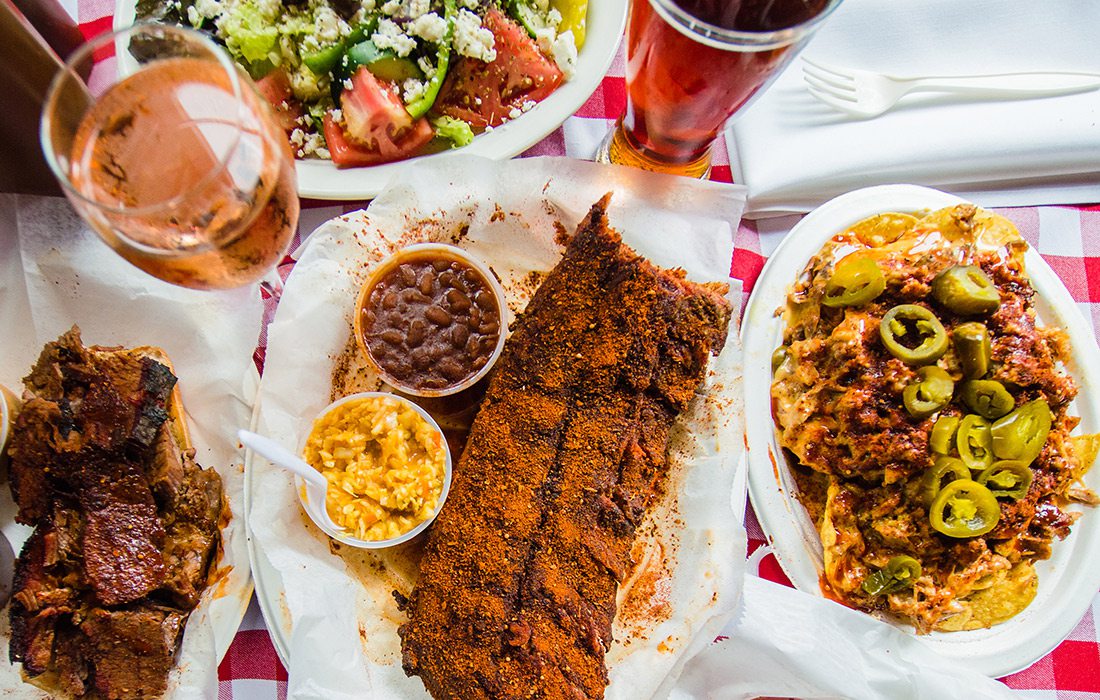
[345,39,423,83]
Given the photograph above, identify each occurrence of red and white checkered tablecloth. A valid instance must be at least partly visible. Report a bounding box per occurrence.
[72,3,1100,697]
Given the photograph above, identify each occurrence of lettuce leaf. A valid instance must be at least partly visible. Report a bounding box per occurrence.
[431,115,474,148]
[220,1,280,64]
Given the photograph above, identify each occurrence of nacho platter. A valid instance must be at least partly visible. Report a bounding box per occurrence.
[743,184,1100,677]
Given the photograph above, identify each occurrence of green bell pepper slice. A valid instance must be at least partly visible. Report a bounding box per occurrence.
[303,41,346,75]
[405,0,457,119]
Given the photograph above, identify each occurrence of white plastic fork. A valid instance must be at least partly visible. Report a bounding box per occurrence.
[802,58,1100,118]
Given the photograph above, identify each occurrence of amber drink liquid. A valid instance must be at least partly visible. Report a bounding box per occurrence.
[42,25,298,289]
[601,0,841,177]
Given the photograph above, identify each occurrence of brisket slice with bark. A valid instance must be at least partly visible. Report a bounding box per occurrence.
[399,197,731,699]
[7,328,225,700]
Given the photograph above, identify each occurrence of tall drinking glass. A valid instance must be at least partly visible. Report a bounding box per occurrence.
[597,0,843,178]
[41,24,299,290]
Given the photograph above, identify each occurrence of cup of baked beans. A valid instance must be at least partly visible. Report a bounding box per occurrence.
[354,243,508,397]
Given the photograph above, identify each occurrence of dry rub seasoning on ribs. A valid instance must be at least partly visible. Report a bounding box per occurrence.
[7,328,225,699]
[772,205,1099,633]
[398,196,731,698]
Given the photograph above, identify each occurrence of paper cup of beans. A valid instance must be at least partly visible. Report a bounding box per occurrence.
[354,243,507,397]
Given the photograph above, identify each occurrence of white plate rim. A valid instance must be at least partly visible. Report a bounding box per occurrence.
[742,183,1100,678]
[243,396,292,664]
[113,0,628,200]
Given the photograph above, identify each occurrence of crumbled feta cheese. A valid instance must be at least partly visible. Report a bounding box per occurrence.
[459,0,478,8]
[290,127,329,158]
[520,99,536,113]
[418,56,437,79]
[331,108,343,122]
[507,106,521,119]
[406,0,429,19]
[343,78,354,90]
[453,9,496,62]
[289,64,327,100]
[380,0,401,14]
[546,7,562,26]
[313,5,343,42]
[316,147,331,159]
[186,5,202,26]
[551,30,578,79]
[408,12,448,42]
[359,0,376,11]
[403,78,427,104]
[533,25,555,55]
[533,0,548,11]
[372,18,417,57]
[194,0,222,20]
[252,0,281,18]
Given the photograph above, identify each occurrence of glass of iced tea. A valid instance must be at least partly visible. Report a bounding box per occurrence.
[41,24,298,290]
[597,0,843,178]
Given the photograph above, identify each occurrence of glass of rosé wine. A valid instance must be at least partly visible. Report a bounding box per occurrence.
[41,24,298,290]
[597,0,843,179]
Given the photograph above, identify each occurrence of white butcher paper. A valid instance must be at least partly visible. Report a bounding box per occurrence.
[247,155,749,699]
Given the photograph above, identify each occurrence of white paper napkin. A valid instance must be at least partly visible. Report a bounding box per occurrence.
[671,575,1017,700]
[727,0,1100,216]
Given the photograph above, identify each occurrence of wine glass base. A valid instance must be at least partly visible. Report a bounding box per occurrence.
[594,123,712,180]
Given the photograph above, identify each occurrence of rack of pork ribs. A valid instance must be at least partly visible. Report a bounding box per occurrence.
[399,196,733,699]
[7,328,225,700]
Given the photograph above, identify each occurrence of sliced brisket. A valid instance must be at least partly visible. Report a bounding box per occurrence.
[7,327,224,699]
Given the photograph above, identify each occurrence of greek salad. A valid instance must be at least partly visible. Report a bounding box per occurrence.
[138,0,585,167]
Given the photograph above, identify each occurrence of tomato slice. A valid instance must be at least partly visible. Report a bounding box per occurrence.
[322,113,434,168]
[254,68,305,133]
[340,66,415,148]
[436,8,564,128]
[323,66,435,167]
